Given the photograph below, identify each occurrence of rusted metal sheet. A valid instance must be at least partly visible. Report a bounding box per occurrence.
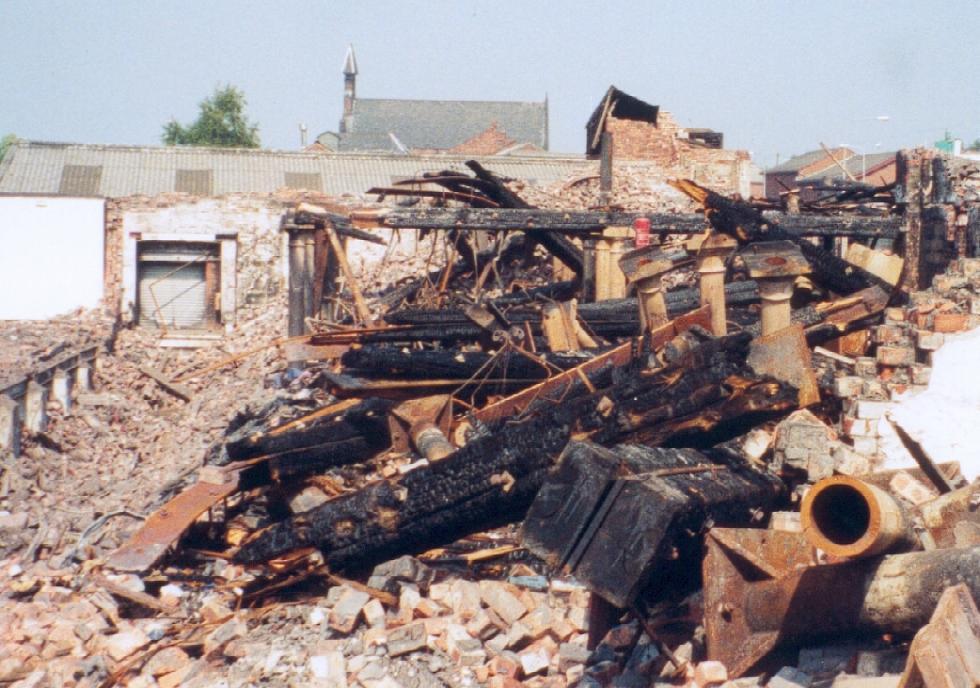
[107,476,239,572]
[704,527,980,678]
[747,323,820,407]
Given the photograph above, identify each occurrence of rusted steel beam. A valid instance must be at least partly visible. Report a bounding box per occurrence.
[107,475,239,572]
[704,528,980,677]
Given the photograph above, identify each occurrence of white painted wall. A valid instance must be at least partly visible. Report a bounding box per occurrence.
[0,196,105,319]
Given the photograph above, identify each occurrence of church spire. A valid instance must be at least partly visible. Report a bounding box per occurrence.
[341,45,358,133]
[343,44,358,77]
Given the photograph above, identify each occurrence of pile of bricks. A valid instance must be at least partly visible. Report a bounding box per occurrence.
[833,257,980,463]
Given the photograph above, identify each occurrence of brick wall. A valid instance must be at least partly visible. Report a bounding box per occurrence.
[447,122,517,155]
[602,111,751,197]
[103,190,346,321]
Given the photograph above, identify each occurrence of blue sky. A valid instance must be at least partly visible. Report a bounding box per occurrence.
[1,1,977,167]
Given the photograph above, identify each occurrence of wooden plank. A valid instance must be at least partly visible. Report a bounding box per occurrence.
[138,365,193,402]
[325,224,374,327]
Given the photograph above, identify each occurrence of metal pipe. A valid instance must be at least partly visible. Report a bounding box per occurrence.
[705,528,980,677]
[745,546,980,638]
[411,422,455,462]
[801,475,916,558]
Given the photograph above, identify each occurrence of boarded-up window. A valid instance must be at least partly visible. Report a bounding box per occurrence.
[59,165,102,195]
[284,172,322,191]
[175,169,213,195]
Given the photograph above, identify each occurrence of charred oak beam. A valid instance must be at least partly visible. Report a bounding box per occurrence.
[341,347,594,381]
[235,330,797,569]
[522,441,786,607]
[378,208,900,240]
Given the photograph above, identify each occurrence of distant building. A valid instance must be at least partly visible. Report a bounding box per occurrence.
[315,46,549,155]
[765,148,896,202]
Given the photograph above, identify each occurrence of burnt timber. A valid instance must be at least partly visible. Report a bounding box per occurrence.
[371,207,901,240]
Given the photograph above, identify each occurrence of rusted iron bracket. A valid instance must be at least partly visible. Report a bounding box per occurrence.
[704,527,980,677]
[388,394,454,460]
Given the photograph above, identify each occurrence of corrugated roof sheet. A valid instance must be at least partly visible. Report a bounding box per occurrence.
[341,98,548,152]
[0,141,590,198]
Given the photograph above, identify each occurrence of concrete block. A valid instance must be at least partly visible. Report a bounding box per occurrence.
[910,364,932,386]
[851,436,879,457]
[23,381,48,434]
[769,511,802,532]
[876,345,914,367]
[833,376,864,399]
[51,369,72,414]
[388,621,427,657]
[915,330,945,351]
[767,666,812,688]
[854,400,891,420]
[0,395,22,457]
[479,580,528,624]
[854,357,878,378]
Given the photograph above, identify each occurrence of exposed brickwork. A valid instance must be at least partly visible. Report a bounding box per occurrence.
[447,122,516,156]
[599,111,752,197]
[103,190,350,319]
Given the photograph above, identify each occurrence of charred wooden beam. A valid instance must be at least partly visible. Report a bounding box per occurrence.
[377,207,900,240]
[522,441,786,608]
[340,347,594,381]
[235,330,797,570]
[208,398,394,472]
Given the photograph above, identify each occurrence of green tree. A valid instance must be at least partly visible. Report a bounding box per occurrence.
[0,134,17,162]
[163,85,260,148]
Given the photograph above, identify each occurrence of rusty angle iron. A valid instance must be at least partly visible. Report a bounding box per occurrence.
[107,475,239,572]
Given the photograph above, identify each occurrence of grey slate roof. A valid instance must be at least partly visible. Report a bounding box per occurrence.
[338,98,548,152]
[798,152,895,182]
[767,148,854,174]
[0,141,587,198]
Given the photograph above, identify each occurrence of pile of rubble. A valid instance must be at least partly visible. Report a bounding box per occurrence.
[2,158,980,688]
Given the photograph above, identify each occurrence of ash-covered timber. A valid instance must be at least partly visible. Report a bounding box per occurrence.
[522,441,786,608]
[235,333,798,570]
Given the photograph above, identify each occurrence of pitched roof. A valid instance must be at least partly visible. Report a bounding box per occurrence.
[338,98,548,152]
[767,148,853,174]
[0,141,587,198]
[798,151,896,182]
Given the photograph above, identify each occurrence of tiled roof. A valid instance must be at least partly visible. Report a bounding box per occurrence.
[0,141,588,198]
[767,148,851,174]
[798,151,896,182]
[338,98,548,152]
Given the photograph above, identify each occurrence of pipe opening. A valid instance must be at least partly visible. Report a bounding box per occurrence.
[809,483,870,545]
